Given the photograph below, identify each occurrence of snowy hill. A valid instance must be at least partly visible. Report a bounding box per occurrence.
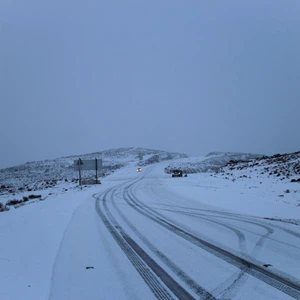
[1,147,299,212]
[0,148,272,196]
[0,147,187,195]
[217,151,300,182]
[164,151,265,174]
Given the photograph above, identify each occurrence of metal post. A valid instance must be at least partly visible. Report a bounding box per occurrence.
[79,163,82,190]
[95,158,98,184]
[78,158,82,190]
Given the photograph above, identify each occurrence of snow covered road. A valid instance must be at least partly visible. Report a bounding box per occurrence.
[1,162,300,299]
[90,165,300,299]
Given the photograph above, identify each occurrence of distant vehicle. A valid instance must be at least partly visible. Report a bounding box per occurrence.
[171,169,183,177]
[136,167,142,172]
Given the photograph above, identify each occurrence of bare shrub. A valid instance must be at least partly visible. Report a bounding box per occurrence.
[0,202,9,212]
[28,194,42,199]
[6,199,23,206]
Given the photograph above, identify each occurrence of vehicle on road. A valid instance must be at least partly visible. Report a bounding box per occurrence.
[171,169,183,177]
[136,167,142,172]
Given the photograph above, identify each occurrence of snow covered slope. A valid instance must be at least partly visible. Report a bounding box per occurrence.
[1,148,299,214]
[0,147,187,196]
[164,151,264,174]
[217,151,300,182]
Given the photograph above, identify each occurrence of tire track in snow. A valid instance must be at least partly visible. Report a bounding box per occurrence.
[124,178,300,299]
[174,211,274,298]
[48,203,85,300]
[95,183,196,300]
[115,184,216,300]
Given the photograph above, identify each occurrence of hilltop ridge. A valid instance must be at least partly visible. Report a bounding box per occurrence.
[165,152,264,174]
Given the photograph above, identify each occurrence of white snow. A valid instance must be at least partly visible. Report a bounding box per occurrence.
[0,160,299,300]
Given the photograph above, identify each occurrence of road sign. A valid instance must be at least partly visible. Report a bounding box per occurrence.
[74,159,102,171]
[75,158,84,166]
[74,158,102,188]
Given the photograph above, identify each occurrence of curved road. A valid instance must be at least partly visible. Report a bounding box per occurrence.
[50,164,300,300]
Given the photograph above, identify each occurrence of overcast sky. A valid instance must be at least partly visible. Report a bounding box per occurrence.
[0,0,299,169]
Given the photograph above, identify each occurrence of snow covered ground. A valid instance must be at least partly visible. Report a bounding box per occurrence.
[0,147,187,195]
[166,172,300,222]
[0,159,299,299]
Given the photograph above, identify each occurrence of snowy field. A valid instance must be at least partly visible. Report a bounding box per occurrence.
[0,161,299,299]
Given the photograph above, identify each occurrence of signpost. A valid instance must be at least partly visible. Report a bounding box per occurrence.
[74,158,102,187]
[75,158,84,189]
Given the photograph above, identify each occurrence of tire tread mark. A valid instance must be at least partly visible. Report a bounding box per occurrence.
[95,187,173,300]
[126,180,300,299]
[115,185,216,300]
[102,186,196,300]
[122,231,195,300]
